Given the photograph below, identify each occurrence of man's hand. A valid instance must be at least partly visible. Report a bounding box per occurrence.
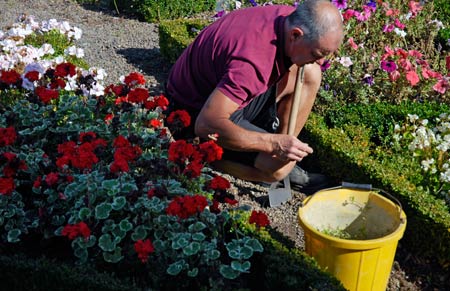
[271,134,313,162]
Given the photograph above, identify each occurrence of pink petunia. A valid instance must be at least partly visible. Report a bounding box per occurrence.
[347,37,358,50]
[406,71,420,86]
[432,78,449,94]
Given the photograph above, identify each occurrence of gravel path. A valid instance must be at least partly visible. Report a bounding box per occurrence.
[0,0,170,90]
[1,1,448,290]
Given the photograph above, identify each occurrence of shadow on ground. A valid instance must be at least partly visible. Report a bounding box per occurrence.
[116,47,172,86]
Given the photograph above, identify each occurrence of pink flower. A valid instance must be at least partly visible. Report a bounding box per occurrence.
[432,78,449,94]
[389,70,401,82]
[408,1,423,18]
[394,19,405,29]
[383,24,395,33]
[406,71,420,86]
[347,37,358,50]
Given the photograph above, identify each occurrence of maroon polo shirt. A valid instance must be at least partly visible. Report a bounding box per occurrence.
[166,4,295,111]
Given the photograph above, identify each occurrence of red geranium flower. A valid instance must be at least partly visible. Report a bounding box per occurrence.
[167,110,191,128]
[0,127,17,147]
[45,172,59,187]
[35,86,59,104]
[149,118,162,128]
[208,176,231,190]
[0,69,22,86]
[249,210,270,228]
[134,239,154,263]
[198,140,223,163]
[0,177,15,196]
[168,140,196,164]
[54,62,77,77]
[166,195,208,219]
[62,221,91,240]
[124,72,145,87]
[128,88,149,103]
[24,71,40,82]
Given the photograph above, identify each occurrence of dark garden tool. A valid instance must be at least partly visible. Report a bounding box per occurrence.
[269,65,305,207]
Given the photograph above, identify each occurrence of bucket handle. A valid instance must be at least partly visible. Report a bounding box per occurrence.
[302,182,406,224]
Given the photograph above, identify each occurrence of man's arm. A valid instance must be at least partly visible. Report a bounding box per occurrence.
[194,88,313,162]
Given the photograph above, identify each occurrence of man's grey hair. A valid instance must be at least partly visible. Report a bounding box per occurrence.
[287,0,338,43]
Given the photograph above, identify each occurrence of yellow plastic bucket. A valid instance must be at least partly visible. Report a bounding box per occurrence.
[298,184,406,291]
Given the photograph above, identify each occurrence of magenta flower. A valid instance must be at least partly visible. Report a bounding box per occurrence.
[320,60,331,72]
[331,0,347,10]
[380,60,397,73]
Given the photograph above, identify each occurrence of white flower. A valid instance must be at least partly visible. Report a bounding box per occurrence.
[64,46,84,58]
[407,114,419,123]
[339,56,353,67]
[39,43,55,57]
[421,158,435,172]
[90,67,107,80]
[235,1,242,10]
[420,119,429,126]
[90,83,105,96]
[429,19,444,30]
[394,28,407,37]
[68,27,82,40]
[440,168,450,183]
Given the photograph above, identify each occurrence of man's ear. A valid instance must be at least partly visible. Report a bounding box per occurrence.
[290,27,304,41]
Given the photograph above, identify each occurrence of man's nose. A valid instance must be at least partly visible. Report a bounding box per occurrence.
[315,58,326,65]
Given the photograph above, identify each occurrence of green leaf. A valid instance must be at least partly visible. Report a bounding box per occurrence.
[245,238,264,253]
[50,215,65,226]
[7,229,21,243]
[95,202,112,220]
[102,179,120,196]
[231,260,251,272]
[167,260,185,276]
[205,249,221,260]
[171,233,190,250]
[188,221,206,232]
[103,247,123,263]
[219,264,240,280]
[98,234,116,252]
[131,225,147,241]
[74,247,88,262]
[153,239,167,252]
[192,232,206,241]
[101,219,115,233]
[78,207,91,220]
[182,242,201,256]
[226,240,253,260]
[187,268,198,277]
[111,196,127,211]
[119,219,133,232]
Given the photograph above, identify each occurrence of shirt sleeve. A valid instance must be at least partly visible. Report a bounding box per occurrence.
[216,59,268,109]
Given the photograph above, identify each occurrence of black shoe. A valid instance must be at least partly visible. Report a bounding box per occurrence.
[287,164,333,195]
[258,165,334,195]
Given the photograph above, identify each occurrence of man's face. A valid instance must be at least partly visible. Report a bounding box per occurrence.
[286,29,342,67]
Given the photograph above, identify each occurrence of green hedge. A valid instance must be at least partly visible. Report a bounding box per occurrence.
[112,0,216,22]
[159,18,212,64]
[302,112,450,263]
[0,254,137,291]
